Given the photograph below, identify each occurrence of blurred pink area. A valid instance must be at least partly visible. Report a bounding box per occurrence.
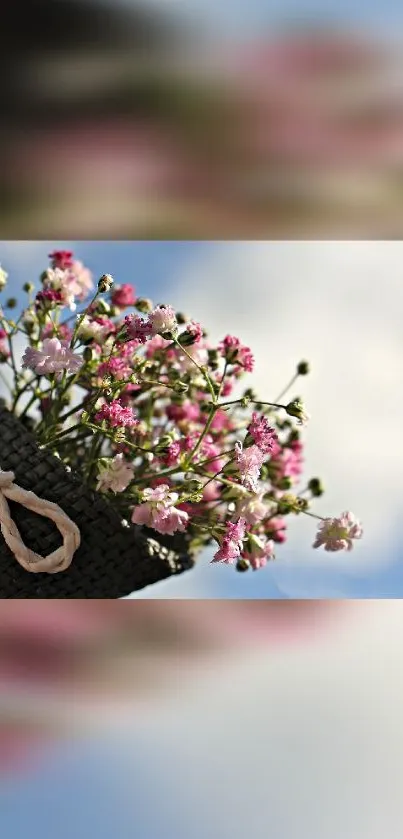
[0,601,341,772]
[2,15,403,236]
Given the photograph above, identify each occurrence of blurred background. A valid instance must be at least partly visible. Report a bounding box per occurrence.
[1,1,403,237]
[0,240,400,598]
[1,598,403,839]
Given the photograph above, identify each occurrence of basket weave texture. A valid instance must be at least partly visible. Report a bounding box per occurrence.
[0,407,194,598]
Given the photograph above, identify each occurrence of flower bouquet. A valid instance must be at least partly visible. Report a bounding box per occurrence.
[0,250,363,598]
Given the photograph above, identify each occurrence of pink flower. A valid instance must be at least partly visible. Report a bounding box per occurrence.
[124,314,153,343]
[131,484,189,536]
[271,440,304,484]
[68,261,94,301]
[167,402,201,423]
[97,357,132,382]
[49,250,74,270]
[212,517,246,564]
[264,516,287,543]
[242,534,275,569]
[234,441,265,492]
[42,268,77,310]
[248,412,278,453]
[145,334,172,359]
[111,284,136,308]
[96,454,135,494]
[236,491,273,526]
[161,440,182,467]
[218,335,255,372]
[21,338,83,377]
[41,322,73,343]
[76,316,115,344]
[185,320,203,343]
[313,511,363,552]
[148,305,177,336]
[94,399,138,428]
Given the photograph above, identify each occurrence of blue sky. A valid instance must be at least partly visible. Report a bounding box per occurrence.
[0,241,401,598]
[115,0,403,38]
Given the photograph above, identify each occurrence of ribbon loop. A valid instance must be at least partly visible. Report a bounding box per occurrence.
[0,470,80,573]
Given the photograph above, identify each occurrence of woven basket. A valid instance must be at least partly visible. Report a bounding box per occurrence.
[0,406,194,598]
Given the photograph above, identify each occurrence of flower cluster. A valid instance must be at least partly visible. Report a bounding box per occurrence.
[0,249,363,575]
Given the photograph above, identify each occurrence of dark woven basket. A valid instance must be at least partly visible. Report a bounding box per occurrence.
[0,407,194,598]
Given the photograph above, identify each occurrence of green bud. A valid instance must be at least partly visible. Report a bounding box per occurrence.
[23,282,35,294]
[178,330,198,347]
[308,477,324,497]
[83,346,93,363]
[236,558,250,572]
[98,274,114,293]
[297,360,310,375]
[277,476,293,490]
[95,299,111,315]
[81,411,89,423]
[173,381,189,394]
[175,312,188,325]
[241,395,251,409]
[135,298,153,314]
[6,298,17,309]
[189,492,203,503]
[285,399,309,425]
[187,478,204,493]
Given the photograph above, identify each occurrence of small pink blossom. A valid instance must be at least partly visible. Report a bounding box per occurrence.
[313,511,363,552]
[148,305,177,336]
[76,315,115,344]
[97,357,132,382]
[124,314,153,343]
[42,268,77,310]
[69,261,94,301]
[212,517,246,564]
[21,338,83,377]
[145,334,172,359]
[271,440,304,484]
[111,284,136,308]
[161,440,182,467]
[234,441,266,492]
[218,335,255,372]
[131,484,189,535]
[236,491,273,526]
[49,250,74,270]
[242,535,275,569]
[94,399,138,428]
[185,320,203,343]
[248,412,278,453]
[96,454,135,493]
[264,516,287,543]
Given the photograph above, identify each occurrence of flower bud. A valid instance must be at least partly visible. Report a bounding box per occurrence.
[135,298,153,314]
[236,558,250,572]
[95,299,111,315]
[23,282,35,294]
[6,298,17,309]
[286,398,310,426]
[297,360,310,375]
[308,477,324,497]
[175,312,188,325]
[277,476,293,490]
[173,381,189,394]
[98,274,114,293]
[0,266,8,291]
[83,346,93,363]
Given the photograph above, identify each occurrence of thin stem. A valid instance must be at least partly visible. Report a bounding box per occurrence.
[273,373,298,405]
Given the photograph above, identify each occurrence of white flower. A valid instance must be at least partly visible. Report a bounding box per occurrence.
[0,265,8,290]
[96,454,135,494]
